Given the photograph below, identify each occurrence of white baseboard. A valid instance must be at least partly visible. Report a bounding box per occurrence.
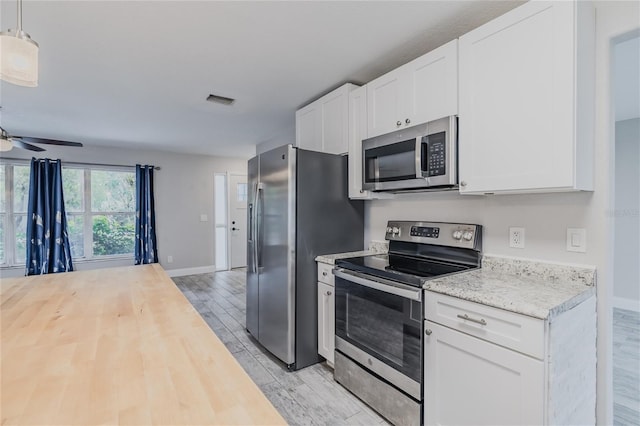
[165,265,215,278]
[613,296,640,313]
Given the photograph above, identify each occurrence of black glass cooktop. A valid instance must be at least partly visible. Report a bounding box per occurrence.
[335,253,474,288]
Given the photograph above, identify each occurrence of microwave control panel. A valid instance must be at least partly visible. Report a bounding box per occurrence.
[423,132,446,177]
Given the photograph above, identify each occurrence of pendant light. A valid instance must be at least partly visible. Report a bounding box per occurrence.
[0,0,39,87]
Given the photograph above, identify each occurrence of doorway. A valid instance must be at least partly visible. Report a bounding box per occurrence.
[612,33,640,426]
[229,174,248,269]
[214,172,247,271]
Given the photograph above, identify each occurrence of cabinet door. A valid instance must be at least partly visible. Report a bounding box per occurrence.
[458,1,576,194]
[367,67,406,138]
[406,39,458,126]
[424,321,544,426]
[348,86,369,199]
[317,282,335,365]
[296,103,322,152]
[321,86,350,155]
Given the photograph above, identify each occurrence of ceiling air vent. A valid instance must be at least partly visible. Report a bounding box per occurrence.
[206,94,235,105]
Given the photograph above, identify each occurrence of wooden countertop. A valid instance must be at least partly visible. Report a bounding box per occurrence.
[0,264,286,425]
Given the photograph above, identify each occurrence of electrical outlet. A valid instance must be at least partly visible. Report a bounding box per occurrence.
[167,255,173,263]
[509,227,525,249]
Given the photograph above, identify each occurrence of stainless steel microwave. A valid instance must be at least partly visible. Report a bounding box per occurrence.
[362,116,457,192]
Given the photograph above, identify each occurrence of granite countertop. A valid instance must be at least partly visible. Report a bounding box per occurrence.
[315,240,388,265]
[423,255,596,321]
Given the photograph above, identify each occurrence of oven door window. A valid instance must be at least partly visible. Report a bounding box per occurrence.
[364,139,417,184]
[335,277,422,383]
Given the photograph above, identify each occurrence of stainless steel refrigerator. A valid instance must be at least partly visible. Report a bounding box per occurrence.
[246,144,364,370]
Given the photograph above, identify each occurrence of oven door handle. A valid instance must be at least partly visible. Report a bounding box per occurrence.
[333,268,422,302]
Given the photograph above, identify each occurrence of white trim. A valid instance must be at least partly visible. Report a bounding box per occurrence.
[165,265,215,278]
[612,296,640,313]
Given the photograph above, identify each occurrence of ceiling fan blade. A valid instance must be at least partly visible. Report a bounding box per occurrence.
[11,139,46,152]
[13,136,83,148]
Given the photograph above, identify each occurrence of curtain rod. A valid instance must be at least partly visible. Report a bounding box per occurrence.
[0,157,161,171]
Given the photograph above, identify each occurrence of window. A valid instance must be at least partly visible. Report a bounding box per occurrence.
[237,183,247,202]
[64,168,136,258]
[0,162,136,267]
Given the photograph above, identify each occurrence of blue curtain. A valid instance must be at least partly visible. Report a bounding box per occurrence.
[25,158,74,275]
[135,165,158,264]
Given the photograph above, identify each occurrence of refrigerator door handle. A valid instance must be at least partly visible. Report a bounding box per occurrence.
[255,182,264,272]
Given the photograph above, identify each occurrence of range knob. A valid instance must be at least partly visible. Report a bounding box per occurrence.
[386,226,393,233]
[463,231,474,241]
[452,230,463,240]
[392,227,400,234]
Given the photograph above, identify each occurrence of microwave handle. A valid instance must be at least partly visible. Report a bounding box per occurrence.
[416,137,426,178]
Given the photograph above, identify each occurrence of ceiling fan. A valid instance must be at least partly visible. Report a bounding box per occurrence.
[0,126,83,152]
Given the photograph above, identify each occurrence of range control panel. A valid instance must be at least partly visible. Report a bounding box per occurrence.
[409,226,440,238]
[385,221,482,251]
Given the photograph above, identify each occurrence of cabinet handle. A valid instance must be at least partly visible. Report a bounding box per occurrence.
[322,271,328,276]
[405,118,411,124]
[326,291,332,296]
[359,189,364,193]
[457,313,487,325]
[460,181,467,187]
[396,121,402,126]
[425,329,432,336]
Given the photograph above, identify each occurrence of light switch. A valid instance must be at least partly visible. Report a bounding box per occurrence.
[566,228,586,253]
[200,214,208,222]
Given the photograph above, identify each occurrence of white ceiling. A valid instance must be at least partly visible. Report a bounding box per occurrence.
[0,1,523,158]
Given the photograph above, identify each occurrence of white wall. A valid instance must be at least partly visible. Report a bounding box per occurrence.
[367,191,596,265]
[613,119,640,308]
[256,124,295,155]
[0,144,247,277]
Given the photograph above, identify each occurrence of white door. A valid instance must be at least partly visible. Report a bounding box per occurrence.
[424,320,544,426]
[229,174,248,269]
[317,282,335,365]
[406,39,458,125]
[367,66,406,138]
[296,103,322,152]
[458,1,576,193]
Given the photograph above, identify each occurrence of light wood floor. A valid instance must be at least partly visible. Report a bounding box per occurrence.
[613,307,640,426]
[172,269,388,426]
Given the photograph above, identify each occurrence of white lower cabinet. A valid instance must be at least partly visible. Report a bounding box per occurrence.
[317,282,335,365]
[424,321,544,426]
[317,261,335,366]
[424,291,597,426]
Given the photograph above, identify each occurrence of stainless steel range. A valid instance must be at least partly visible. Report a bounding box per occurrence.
[333,221,482,426]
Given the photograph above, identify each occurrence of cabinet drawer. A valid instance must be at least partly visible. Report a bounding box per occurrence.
[424,292,544,359]
[317,262,335,286]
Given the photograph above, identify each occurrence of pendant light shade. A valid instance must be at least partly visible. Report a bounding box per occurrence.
[0,137,14,152]
[0,0,39,87]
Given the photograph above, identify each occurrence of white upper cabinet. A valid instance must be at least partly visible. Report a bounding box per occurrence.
[296,103,322,152]
[458,1,595,194]
[367,40,458,138]
[296,83,359,155]
[348,86,370,199]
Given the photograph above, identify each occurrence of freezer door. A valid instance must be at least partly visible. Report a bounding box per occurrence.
[257,145,296,365]
[246,155,260,338]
